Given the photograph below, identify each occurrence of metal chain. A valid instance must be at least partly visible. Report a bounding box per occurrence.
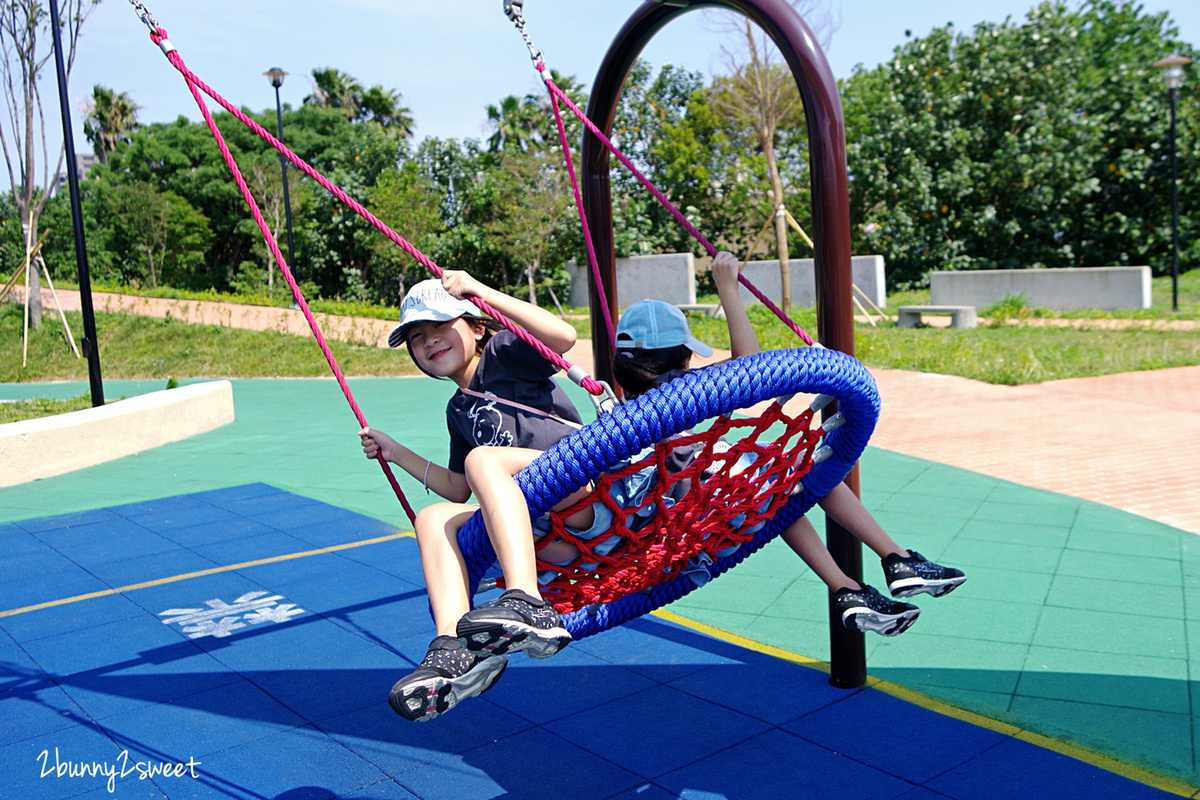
[503,0,543,67]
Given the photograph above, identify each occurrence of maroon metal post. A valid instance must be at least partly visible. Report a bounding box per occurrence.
[581,0,865,687]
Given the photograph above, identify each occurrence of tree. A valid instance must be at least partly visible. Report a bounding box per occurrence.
[105,181,211,288]
[610,60,719,257]
[235,154,312,299]
[306,68,362,114]
[365,160,444,304]
[484,148,576,312]
[485,94,539,153]
[92,102,402,297]
[844,0,1198,289]
[0,0,100,327]
[81,84,139,167]
[706,0,837,312]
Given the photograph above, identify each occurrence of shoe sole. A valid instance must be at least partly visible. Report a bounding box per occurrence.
[388,656,508,722]
[457,617,572,659]
[843,606,920,637]
[888,575,966,599]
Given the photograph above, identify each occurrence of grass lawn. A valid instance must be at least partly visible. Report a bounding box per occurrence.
[3,269,1198,421]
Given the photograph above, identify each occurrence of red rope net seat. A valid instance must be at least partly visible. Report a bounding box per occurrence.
[457,346,881,640]
[530,400,822,609]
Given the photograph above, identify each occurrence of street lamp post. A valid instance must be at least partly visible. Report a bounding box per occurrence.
[264,67,296,293]
[1152,54,1193,311]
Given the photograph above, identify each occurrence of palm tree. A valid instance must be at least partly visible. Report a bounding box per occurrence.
[359,84,414,137]
[306,68,414,137]
[305,68,364,116]
[486,94,539,153]
[82,85,140,166]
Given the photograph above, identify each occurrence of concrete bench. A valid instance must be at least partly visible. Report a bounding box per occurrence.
[897,305,977,329]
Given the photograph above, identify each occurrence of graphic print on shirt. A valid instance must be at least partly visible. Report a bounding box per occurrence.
[468,399,514,448]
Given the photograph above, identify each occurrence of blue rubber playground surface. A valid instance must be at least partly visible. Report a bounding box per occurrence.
[2,378,1197,799]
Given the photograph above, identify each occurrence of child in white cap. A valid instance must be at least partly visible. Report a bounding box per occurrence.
[361,269,585,722]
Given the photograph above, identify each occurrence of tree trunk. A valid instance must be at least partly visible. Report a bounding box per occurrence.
[526,264,537,307]
[22,221,43,328]
[763,131,791,314]
[146,248,159,288]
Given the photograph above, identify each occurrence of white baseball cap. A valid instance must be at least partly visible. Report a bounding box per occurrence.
[615,299,713,357]
[388,279,486,348]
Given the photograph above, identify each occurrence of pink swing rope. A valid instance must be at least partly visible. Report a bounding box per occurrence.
[545,82,617,349]
[150,35,419,524]
[135,12,618,523]
[532,62,816,348]
[145,24,604,395]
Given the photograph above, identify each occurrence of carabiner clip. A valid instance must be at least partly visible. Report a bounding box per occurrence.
[589,380,621,417]
[128,0,159,34]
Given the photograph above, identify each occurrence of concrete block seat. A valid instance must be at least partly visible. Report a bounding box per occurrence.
[896,305,978,329]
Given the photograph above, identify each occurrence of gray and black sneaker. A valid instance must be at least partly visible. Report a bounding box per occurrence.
[882,550,967,598]
[388,635,507,722]
[456,589,572,659]
[833,584,920,636]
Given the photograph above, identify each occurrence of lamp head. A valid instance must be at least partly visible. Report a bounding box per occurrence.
[264,67,288,89]
[1152,54,1193,90]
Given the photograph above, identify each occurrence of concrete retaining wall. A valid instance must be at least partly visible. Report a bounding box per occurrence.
[0,380,235,486]
[567,253,886,309]
[738,255,886,309]
[566,253,697,308]
[930,267,1152,311]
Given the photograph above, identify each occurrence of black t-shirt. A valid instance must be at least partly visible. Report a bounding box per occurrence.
[445,330,583,474]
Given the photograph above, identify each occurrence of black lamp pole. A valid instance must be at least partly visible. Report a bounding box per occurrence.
[1153,54,1193,311]
[49,0,103,405]
[264,68,296,276]
[1170,85,1180,311]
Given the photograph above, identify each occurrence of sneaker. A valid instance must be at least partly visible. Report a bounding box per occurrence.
[833,584,920,636]
[456,589,572,659]
[882,550,967,598]
[388,636,507,722]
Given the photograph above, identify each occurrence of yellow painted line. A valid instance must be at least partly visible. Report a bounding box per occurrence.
[0,530,414,619]
[653,609,1199,799]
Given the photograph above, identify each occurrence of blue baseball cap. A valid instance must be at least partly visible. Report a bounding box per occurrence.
[615,299,713,357]
[388,279,486,348]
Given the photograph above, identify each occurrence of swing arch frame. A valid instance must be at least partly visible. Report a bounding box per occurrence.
[578,0,866,688]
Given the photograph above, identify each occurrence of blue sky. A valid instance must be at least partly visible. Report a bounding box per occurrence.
[53,0,1200,152]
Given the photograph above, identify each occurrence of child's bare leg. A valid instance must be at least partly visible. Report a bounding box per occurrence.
[780,515,860,592]
[464,447,547,596]
[819,483,966,599]
[458,446,573,659]
[391,501,508,723]
[818,483,907,559]
[464,446,593,588]
[414,501,478,636]
[782,515,921,636]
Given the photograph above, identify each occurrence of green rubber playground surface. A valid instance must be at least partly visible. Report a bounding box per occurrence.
[3,377,1197,796]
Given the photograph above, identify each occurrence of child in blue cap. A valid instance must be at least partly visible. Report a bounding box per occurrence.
[467,253,965,643]
[612,252,966,634]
